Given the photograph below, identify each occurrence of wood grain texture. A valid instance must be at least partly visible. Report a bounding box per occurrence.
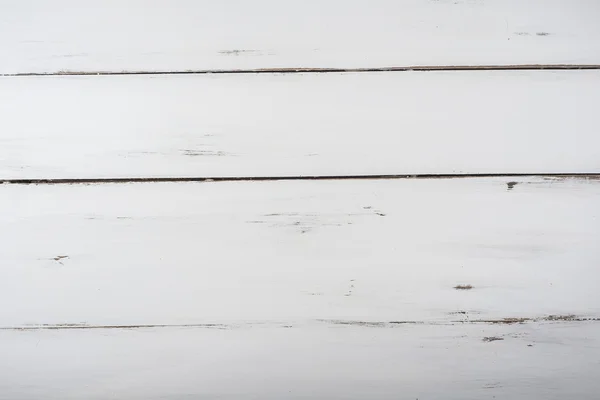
[2,71,599,179]
[1,177,599,328]
[2,322,600,400]
[1,0,599,74]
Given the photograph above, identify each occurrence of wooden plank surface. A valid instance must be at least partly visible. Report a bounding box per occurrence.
[3,2,599,397]
[1,322,600,399]
[2,71,599,179]
[1,177,599,328]
[1,0,599,74]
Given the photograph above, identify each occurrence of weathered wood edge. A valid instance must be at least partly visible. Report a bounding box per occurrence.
[3,64,600,77]
[2,173,599,186]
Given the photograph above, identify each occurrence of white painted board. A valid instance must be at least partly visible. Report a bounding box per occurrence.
[1,322,600,399]
[1,71,599,179]
[1,0,599,74]
[1,177,599,328]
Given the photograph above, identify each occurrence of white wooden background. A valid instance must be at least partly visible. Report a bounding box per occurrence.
[1,1,600,399]
[2,0,600,74]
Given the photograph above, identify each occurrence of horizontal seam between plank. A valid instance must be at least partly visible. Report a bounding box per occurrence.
[2,64,600,77]
[2,173,599,185]
[3,316,599,331]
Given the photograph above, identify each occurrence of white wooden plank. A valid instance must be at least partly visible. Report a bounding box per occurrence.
[1,0,599,74]
[1,322,600,399]
[1,71,599,179]
[1,177,599,327]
